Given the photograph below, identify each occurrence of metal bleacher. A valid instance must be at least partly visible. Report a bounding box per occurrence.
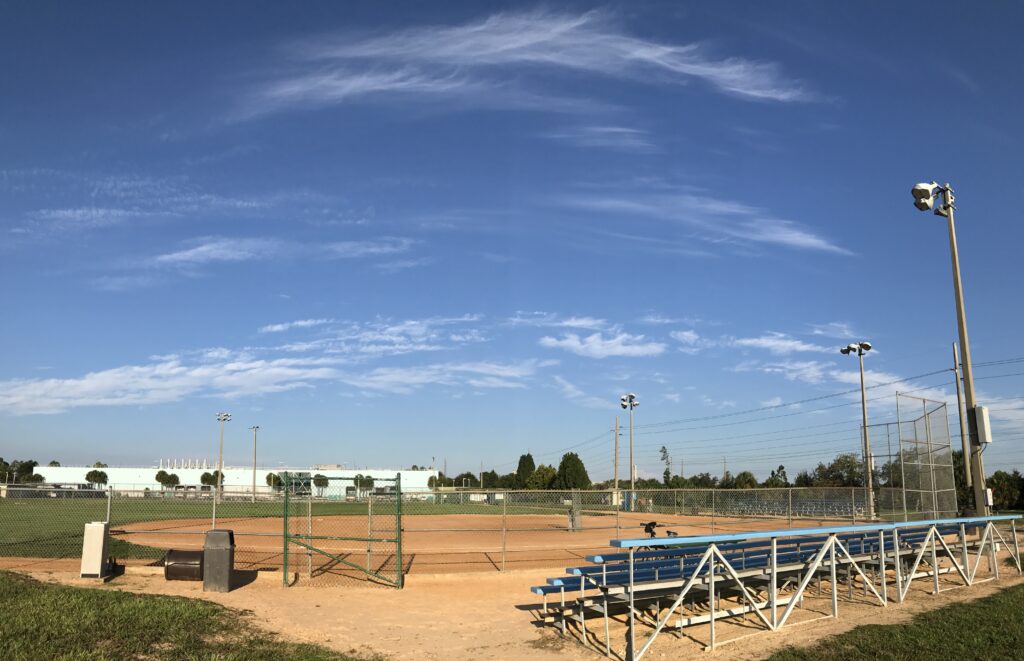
[530,515,1022,660]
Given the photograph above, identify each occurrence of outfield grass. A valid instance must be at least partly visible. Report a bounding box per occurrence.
[0,570,370,660]
[0,495,576,559]
[766,582,1024,660]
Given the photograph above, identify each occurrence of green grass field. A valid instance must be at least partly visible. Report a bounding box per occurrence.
[0,570,370,660]
[767,582,1024,660]
[0,495,576,559]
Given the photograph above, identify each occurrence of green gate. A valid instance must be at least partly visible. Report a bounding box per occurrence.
[282,473,403,587]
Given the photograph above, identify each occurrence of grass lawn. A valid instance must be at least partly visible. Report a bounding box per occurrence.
[0,570,370,660]
[0,495,578,559]
[766,582,1024,660]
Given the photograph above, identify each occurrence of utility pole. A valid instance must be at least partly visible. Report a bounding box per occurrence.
[942,190,988,514]
[249,425,259,504]
[479,460,483,489]
[912,182,988,514]
[952,343,971,490]
[722,457,727,477]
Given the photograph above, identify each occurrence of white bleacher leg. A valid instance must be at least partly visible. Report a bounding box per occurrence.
[878,529,887,606]
[708,551,716,650]
[603,592,611,658]
[1013,520,1022,575]
[627,547,635,661]
[989,523,999,580]
[770,537,777,629]
[960,523,970,585]
[830,536,838,618]
[892,529,904,603]
[931,529,940,594]
[578,576,588,647]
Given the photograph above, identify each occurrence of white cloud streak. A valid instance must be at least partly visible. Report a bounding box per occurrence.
[539,332,666,358]
[553,375,611,409]
[542,125,656,152]
[259,319,333,334]
[559,189,849,255]
[244,10,811,117]
[731,331,830,355]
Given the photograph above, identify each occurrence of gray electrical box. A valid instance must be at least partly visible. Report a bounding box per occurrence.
[203,529,235,592]
[976,405,993,444]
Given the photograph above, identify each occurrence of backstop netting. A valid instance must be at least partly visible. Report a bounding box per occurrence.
[875,393,958,520]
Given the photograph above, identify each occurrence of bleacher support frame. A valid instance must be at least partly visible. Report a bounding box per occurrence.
[530,515,1021,660]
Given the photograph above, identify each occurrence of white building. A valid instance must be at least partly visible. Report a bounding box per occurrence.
[33,464,437,494]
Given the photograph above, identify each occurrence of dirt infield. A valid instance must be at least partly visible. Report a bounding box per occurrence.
[115,512,844,577]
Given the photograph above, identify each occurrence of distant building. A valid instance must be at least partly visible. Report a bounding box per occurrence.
[33,464,437,494]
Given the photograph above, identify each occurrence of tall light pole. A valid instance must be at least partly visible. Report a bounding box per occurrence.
[249,425,260,504]
[214,412,231,525]
[911,182,988,514]
[841,342,875,519]
[619,393,639,505]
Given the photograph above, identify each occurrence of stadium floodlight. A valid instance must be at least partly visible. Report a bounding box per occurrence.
[910,180,987,513]
[912,181,940,211]
[840,342,875,519]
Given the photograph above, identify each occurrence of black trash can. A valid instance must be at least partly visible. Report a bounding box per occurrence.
[203,529,235,592]
[164,549,204,581]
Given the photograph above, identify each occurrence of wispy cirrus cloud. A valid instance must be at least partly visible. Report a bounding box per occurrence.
[259,318,333,334]
[559,188,849,255]
[508,311,613,331]
[337,359,553,394]
[539,332,666,358]
[553,375,611,409]
[541,125,656,152]
[153,237,286,266]
[730,331,830,355]
[274,315,485,358]
[242,10,812,118]
[808,321,860,339]
[0,353,344,415]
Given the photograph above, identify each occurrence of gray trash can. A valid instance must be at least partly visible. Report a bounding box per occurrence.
[203,529,235,592]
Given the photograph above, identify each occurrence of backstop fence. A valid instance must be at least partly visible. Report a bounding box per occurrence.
[872,393,958,520]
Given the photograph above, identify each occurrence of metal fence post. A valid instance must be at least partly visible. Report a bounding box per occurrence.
[106,487,112,524]
[282,477,289,586]
[307,489,312,578]
[788,489,793,528]
[395,474,404,588]
[712,490,716,534]
[501,492,507,572]
[367,491,373,572]
[851,487,857,524]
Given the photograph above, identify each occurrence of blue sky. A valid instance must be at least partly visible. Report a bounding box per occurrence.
[2,2,1023,480]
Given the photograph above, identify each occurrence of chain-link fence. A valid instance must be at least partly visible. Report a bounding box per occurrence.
[0,483,900,578]
[397,486,871,573]
[283,475,402,587]
[873,394,959,520]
